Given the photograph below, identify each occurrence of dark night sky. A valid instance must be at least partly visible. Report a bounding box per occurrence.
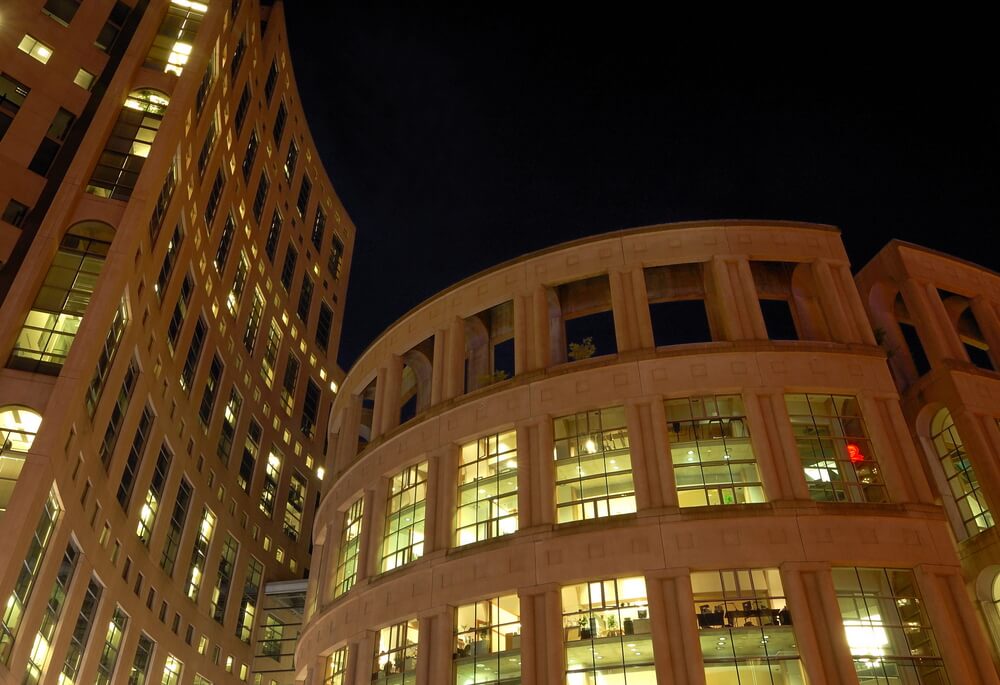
[284,6,1000,369]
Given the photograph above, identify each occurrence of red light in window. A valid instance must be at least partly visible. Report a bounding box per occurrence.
[847,443,865,464]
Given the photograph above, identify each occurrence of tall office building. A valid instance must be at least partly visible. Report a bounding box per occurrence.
[297,222,1000,685]
[0,1,354,684]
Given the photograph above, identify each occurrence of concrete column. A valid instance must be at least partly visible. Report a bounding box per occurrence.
[899,280,966,365]
[625,398,674,510]
[517,416,554,528]
[513,293,530,374]
[378,355,404,436]
[418,606,453,685]
[779,562,859,684]
[334,397,362,475]
[445,317,466,400]
[370,367,388,441]
[734,257,770,340]
[752,391,811,501]
[431,328,446,405]
[631,265,655,350]
[811,259,854,343]
[518,584,563,685]
[742,390,800,501]
[426,445,459,554]
[858,394,935,505]
[609,268,646,352]
[829,260,877,345]
[971,297,1000,368]
[706,256,742,341]
[350,630,376,685]
[646,568,704,684]
[914,565,1000,684]
[531,286,552,369]
[364,481,388,578]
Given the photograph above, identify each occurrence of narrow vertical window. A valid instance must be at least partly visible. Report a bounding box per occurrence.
[217,388,242,464]
[0,73,30,141]
[553,406,635,522]
[273,102,287,144]
[226,252,249,316]
[128,634,155,685]
[98,358,140,468]
[137,443,172,545]
[265,210,282,261]
[198,354,224,426]
[280,354,299,414]
[333,497,364,598]
[259,449,281,517]
[236,557,263,643]
[311,206,326,249]
[234,84,251,133]
[381,462,428,572]
[95,605,128,685]
[25,542,79,684]
[930,408,993,538]
[155,225,184,298]
[297,276,313,323]
[372,619,419,683]
[237,420,261,493]
[296,174,311,216]
[215,214,235,273]
[167,274,194,352]
[260,320,282,387]
[242,129,258,180]
[197,115,217,177]
[454,595,521,685]
[264,60,278,102]
[117,404,154,509]
[179,317,208,393]
[316,303,333,352]
[284,140,298,181]
[280,246,298,291]
[326,647,349,685]
[786,394,888,504]
[210,534,238,623]
[186,506,217,601]
[253,171,270,222]
[243,290,264,354]
[85,298,129,416]
[282,470,307,541]
[145,0,205,75]
[160,478,193,575]
[61,578,103,683]
[204,170,224,228]
[456,430,518,546]
[328,235,345,280]
[301,380,321,437]
[161,654,183,685]
[230,32,246,81]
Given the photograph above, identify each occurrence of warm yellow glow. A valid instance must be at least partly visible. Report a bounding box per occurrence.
[316,466,325,480]
[268,453,281,468]
[330,380,339,393]
[28,632,49,665]
[845,619,889,657]
[171,0,209,11]
[584,439,597,454]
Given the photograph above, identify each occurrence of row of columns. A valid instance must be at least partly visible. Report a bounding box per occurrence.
[301,562,997,685]
[329,256,877,479]
[317,390,937,613]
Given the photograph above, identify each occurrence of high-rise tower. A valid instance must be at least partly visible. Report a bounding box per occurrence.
[0,1,354,683]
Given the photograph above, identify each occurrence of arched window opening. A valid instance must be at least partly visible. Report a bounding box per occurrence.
[930,408,993,539]
[8,222,115,374]
[145,0,208,76]
[464,300,514,392]
[550,275,618,364]
[86,89,169,201]
[939,289,996,372]
[0,406,42,516]
[400,338,433,425]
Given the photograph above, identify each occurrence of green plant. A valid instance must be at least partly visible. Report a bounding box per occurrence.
[568,336,596,361]
[478,369,509,386]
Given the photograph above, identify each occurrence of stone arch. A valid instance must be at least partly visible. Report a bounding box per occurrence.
[463,315,490,392]
[400,344,433,423]
[788,262,831,341]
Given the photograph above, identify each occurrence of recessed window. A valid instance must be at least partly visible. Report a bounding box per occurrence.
[333,497,364,598]
[95,1,131,53]
[73,68,96,90]
[43,0,81,26]
[18,35,53,64]
[87,89,169,201]
[930,408,993,538]
[2,199,28,227]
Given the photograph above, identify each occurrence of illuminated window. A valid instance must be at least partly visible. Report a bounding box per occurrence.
[553,406,635,523]
[86,299,129,417]
[74,68,95,90]
[95,605,129,685]
[145,0,207,76]
[930,409,992,538]
[211,534,238,623]
[87,90,169,200]
[61,577,103,682]
[284,140,298,182]
[218,389,242,464]
[0,406,42,516]
[198,354,224,426]
[262,615,283,659]
[786,394,888,504]
[301,380,321,437]
[236,557,263,643]
[325,646,348,685]
[328,235,345,280]
[372,619,418,684]
[8,222,115,374]
[265,210,282,262]
[380,462,428,572]
[161,654,183,685]
[117,404,155,509]
[137,443,172,545]
[186,506,217,601]
[17,35,53,64]
[129,634,155,685]
[666,395,765,507]
[690,569,804,683]
[1,490,63,664]
[259,450,282,517]
[561,576,654,683]
[333,496,364,598]
[456,430,517,547]
[26,542,79,684]
[180,317,208,393]
[160,478,193,575]
[243,129,259,180]
[454,595,520,685]
[227,252,249,317]
[261,320,282,387]
[833,567,948,683]
[238,419,261,493]
[243,290,265,354]
[283,470,307,541]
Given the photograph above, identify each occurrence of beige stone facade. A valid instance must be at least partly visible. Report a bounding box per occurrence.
[0,1,352,683]
[299,223,999,685]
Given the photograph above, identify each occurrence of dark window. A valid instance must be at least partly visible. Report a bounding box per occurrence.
[234,84,251,133]
[0,73,30,140]
[167,274,193,352]
[244,291,264,354]
[215,214,235,273]
[160,479,192,575]
[280,246,297,291]
[198,354,224,426]
[297,276,313,322]
[155,224,184,299]
[2,199,28,227]
[180,317,208,393]
[328,235,344,279]
[316,304,333,352]
[565,311,618,358]
[84,299,127,417]
[238,419,262,493]
[273,102,287,143]
[95,1,130,52]
[197,118,217,177]
[283,140,297,181]
[649,300,712,346]
[252,171,269,222]
[230,0,242,18]
[759,299,799,340]
[265,210,281,261]
[311,206,325,250]
[149,160,176,241]
[281,354,299,413]
[28,108,74,176]
[242,129,259,180]
[230,33,246,81]
[264,61,278,102]
[204,170,224,228]
[899,322,931,376]
[301,380,321,437]
[43,0,81,25]
[98,358,140,468]
[196,60,214,117]
[117,405,154,509]
[296,175,311,216]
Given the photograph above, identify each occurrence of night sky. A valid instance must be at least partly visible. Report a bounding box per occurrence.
[284,7,999,369]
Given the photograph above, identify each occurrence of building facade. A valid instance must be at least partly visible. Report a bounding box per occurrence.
[297,222,999,685]
[0,1,354,684]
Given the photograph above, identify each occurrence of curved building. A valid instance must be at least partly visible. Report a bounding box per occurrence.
[0,1,353,684]
[297,222,998,685]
